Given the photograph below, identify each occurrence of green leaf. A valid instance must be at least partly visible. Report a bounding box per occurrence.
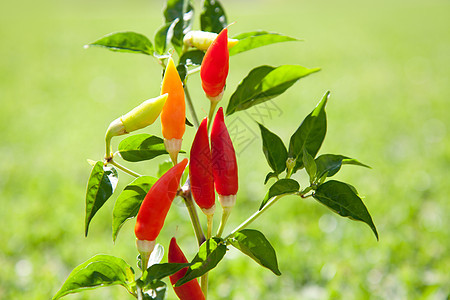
[315,154,371,179]
[179,50,205,66]
[264,172,278,185]
[112,176,158,242]
[302,148,317,183]
[200,0,227,34]
[175,238,226,287]
[52,255,135,299]
[164,0,194,54]
[118,134,168,162]
[85,162,118,236]
[154,19,179,55]
[258,123,288,176]
[260,179,300,209]
[313,180,378,240]
[176,64,188,82]
[157,160,173,177]
[226,65,320,116]
[288,91,330,173]
[229,229,281,275]
[87,31,154,55]
[139,279,166,300]
[143,263,192,282]
[229,31,300,56]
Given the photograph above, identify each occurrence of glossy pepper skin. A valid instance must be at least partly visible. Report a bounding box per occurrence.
[134,158,188,241]
[200,28,229,99]
[190,118,215,214]
[211,107,238,196]
[169,237,205,300]
[161,57,186,140]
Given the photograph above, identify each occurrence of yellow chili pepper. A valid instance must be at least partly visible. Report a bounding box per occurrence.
[183,30,238,51]
[104,94,168,159]
[160,57,186,164]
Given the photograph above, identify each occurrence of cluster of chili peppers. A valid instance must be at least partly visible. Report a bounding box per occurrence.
[115,28,238,299]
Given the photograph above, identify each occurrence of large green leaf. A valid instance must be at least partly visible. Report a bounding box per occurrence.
[52,255,135,299]
[143,263,192,282]
[118,134,168,162]
[154,19,179,55]
[260,179,300,209]
[315,154,371,179]
[258,123,288,176]
[112,176,158,242]
[85,162,118,236]
[175,238,227,287]
[229,229,281,275]
[229,31,300,56]
[164,0,194,54]
[87,32,154,55]
[313,180,378,240]
[200,0,227,34]
[226,65,320,116]
[302,148,317,184]
[288,91,330,173]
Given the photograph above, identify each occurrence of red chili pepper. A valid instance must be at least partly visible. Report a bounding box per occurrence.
[211,107,238,200]
[200,28,229,101]
[190,118,215,215]
[134,159,188,268]
[169,237,205,300]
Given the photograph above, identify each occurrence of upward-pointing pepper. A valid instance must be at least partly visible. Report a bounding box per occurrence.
[168,237,205,300]
[200,28,229,103]
[161,57,186,164]
[211,107,238,236]
[134,158,188,270]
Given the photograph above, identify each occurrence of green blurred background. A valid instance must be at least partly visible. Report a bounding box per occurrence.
[1,0,448,299]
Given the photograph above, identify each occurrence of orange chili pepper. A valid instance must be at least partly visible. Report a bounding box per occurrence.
[160,57,186,163]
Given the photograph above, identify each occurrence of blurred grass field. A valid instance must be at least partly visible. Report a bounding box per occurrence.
[1,0,449,299]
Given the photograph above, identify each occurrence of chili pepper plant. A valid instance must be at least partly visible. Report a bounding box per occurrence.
[53,1,378,299]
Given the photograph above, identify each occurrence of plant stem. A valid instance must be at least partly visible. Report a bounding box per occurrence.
[108,160,141,178]
[207,101,218,132]
[201,273,208,299]
[184,85,200,128]
[216,207,232,238]
[206,214,213,239]
[224,195,283,240]
[183,195,206,246]
[187,66,201,76]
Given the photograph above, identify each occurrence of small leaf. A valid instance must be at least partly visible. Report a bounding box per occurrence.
[258,123,288,176]
[85,162,118,236]
[157,160,173,177]
[144,263,192,282]
[175,238,226,287]
[87,31,154,55]
[179,50,205,66]
[112,176,158,241]
[315,154,371,179]
[288,91,329,173]
[139,279,166,300]
[230,31,300,56]
[313,180,378,240]
[52,255,135,299]
[264,172,278,185]
[229,229,281,275]
[226,65,320,116]
[118,134,168,162]
[260,179,299,209]
[164,0,195,54]
[200,0,227,34]
[154,19,179,55]
[302,148,317,183]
